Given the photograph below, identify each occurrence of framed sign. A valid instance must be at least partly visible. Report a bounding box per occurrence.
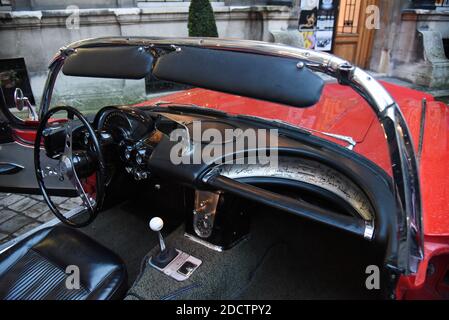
[0,58,35,110]
[298,0,340,52]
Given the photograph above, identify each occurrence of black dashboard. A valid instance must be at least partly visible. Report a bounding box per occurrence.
[41,105,397,257]
[95,106,157,180]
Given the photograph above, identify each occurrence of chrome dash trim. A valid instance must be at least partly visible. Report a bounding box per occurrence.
[364,221,375,241]
[184,233,224,252]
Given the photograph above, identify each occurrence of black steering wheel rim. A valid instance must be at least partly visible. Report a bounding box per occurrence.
[34,106,106,228]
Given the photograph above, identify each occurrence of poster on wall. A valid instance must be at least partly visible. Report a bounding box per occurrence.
[0,58,35,110]
[299,0,319,50]
[298,0,339,52]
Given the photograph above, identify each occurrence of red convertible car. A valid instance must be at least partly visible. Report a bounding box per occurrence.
[0,37,447,300]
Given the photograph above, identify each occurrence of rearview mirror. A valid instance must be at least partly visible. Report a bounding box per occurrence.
[13,88,38,121]
[14,88,25,111]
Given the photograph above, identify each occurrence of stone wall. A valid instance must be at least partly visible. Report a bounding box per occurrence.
[391,10,449,88]
[369,0,449,89]
[11,0,137,10]
[369,0,409,74]
[0,4,297,104]
[0,5,295,73]
[10,0,294,11]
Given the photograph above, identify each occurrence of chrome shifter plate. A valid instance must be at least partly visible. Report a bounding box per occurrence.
[149,250,202,281]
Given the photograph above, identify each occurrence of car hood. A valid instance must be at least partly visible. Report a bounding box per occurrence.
[357,83,449,237]
[143,83,374,144]
[143,81,448,239]
[142,80,433,148]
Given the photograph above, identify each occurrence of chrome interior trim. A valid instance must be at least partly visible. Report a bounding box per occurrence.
[0,162,24,169]
[364,221,375,241]
[184,233,224,252]
[305,129,356,150]
[217,157,375,221]
[270,119,357,150]
[193,190,221,238]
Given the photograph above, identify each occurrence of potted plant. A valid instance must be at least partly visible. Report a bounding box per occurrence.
[188,0,219,37]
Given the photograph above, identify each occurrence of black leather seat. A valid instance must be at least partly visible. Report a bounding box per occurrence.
[0,226,128,300]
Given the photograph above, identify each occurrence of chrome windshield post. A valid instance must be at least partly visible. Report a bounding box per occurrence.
[279,46,423,274]
[350,68,424,275]
[321,53,423,274]
[39,48,75,118]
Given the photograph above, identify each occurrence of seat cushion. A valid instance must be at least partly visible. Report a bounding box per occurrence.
[0,226,128,300]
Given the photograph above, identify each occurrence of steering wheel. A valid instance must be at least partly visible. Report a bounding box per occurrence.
[34,106,106,228]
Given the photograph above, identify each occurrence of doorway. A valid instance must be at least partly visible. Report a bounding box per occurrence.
[333,0,378,68]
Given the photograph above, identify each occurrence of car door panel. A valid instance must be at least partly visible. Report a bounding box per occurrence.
[0,141,76,196]
[11,128,37,144]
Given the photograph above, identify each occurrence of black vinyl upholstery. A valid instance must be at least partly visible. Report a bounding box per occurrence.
[153,46,324,108]
[63,46,153,79]
[0,226,128,300]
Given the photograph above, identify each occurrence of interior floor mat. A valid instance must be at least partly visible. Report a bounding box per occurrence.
[127,209,382,300]
[237,241,377,300]
[80,197,183,285]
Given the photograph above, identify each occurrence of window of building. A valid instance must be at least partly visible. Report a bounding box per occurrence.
[336,0,361,34]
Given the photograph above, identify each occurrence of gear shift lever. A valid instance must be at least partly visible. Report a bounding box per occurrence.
[149,217,178,269]
[150,217,166,252]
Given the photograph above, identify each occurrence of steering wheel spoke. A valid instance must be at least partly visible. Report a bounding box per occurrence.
[68,169,94,212]
[40,157,61,178]
[63,113,74,159]
[62,113,96,211]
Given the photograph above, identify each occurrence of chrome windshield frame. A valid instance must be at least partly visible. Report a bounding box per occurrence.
[39,37,423,274]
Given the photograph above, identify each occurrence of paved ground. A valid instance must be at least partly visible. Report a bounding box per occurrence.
[0,193,82,245]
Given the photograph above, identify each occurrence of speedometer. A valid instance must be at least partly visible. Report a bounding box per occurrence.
[100,111,132,142]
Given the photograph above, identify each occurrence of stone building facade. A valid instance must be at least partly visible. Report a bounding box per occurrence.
[369,0,449,90]
[0,1,298,74]
[0,0,300,105]
[1,0,448,92]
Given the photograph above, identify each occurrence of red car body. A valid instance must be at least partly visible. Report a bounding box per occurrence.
[138,81,449,299]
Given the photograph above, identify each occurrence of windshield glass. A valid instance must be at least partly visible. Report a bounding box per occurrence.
[50,73,374,140]
[49,73,190,114]
[47,71,390,175]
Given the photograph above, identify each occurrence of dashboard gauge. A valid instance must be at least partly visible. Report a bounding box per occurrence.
[100,111,132,142]
[193,213,214,238]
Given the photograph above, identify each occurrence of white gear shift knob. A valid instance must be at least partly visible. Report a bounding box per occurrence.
[150,217,164,232]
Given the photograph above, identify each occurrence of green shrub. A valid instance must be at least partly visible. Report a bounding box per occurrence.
[188,0,219,37]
